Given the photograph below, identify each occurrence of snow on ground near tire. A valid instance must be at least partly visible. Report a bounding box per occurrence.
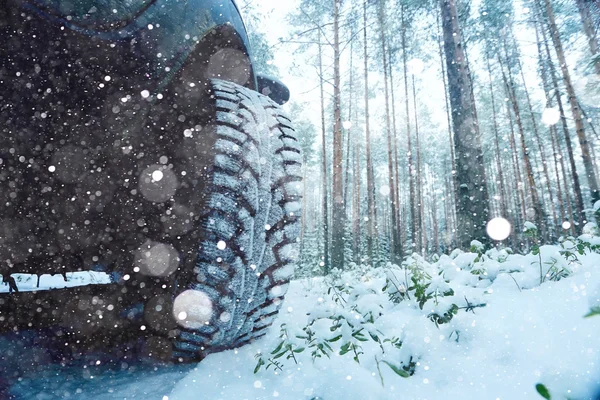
[170,245,600,400]
[0,271,111,293]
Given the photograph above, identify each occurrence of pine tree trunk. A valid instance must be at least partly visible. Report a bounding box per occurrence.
[331,0,344,270]
[440,0,490,249]
[550,127,567,225]
[343,38,354,211]
[437,11,456,245]
[484,49,507,219]
[353,139,361,262]
[534,17,566,230]
[543,0,600,206]
[412,75,426,253]
[363,0,378,264]
[389,48,404,255]
[537,7,584,227]
[504,96,527,228]
[510,32,556,236]
[378,1,400,263]
[318,37,330,273]
[401,5,417,252]
[498,41,544,234]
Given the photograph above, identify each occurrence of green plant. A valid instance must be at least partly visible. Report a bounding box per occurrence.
[584,306,600,318]
[535,383,551,399]
[525,223,544,285]
[470,240,486,263]
[410,275,433,310]
[542,258,571,282]
[428,304,459,328]
[380,360,410,378]
[531,244,544,285]
[254,324,305,374]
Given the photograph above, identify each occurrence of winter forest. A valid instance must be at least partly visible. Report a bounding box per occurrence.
[244,0,600,273]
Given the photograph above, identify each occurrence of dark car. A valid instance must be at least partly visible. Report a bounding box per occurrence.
[0,0,302,362]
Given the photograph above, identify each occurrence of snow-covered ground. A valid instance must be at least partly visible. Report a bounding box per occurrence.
[4,238,600,399]
[0,271,111,293]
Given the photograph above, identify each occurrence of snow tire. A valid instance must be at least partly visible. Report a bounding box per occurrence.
[168,79,302,361]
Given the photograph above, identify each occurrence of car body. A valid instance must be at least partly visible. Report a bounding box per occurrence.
[0,0,301,362]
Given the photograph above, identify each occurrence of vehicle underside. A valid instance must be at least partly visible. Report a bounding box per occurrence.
[0,0,302,362]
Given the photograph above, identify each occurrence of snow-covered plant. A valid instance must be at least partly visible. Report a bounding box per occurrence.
[254,324,305,373]
[523,221,538,238]
[470,240,485,262]
[541,257,571,282]
[523,222,545,284]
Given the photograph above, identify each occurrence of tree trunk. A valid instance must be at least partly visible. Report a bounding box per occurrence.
[437,11,456,243]
[353,138,361,262]
[504,95,527,230]
[389,47,404,255]
[484,50,507,219]
[331,0,344,269]
[498,41,544,234]
[511,31,556,236]
[534,17,565,228]
[440,0,490,249]
[363,0,378,264]
[536,5,585,227]
[343,38,354,211]
[318,37,330,273]
[378,1,400,263]
[401,5,417,252]
[412,74,426,253]
[543,0,600,207]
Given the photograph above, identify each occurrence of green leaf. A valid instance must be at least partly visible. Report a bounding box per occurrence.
[271,341,284,355]
[328,334,343,342]
[273,350,287,359]
[369,332,380,342]
[381,361,410,378]
[535,383,551,399]
[254,358,264,374]
[293,347,305,353]
[584,306,600,318]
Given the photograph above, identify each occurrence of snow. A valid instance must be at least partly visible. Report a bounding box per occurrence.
[169,243,600,399]
[486,217,511,241]
[0,271,111,293]
[541,107,561,126]
[3,244,600,399]
[173,290,214,329]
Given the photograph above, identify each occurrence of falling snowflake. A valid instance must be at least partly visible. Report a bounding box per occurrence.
[541,108,561,126]
[486,217,511,241]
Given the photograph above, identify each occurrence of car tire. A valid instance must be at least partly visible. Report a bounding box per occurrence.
[163,79,302,361]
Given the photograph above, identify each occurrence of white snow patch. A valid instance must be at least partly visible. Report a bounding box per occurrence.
[169,244,600,400]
